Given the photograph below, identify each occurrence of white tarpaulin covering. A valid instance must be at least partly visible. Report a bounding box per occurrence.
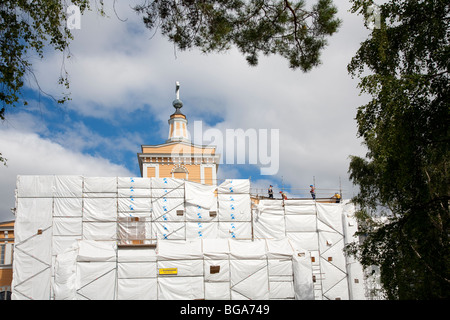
[315,203,348,300]
[252,198,366,300]
[49,238,314,300]
[75,241,116,300]
[185,202,218,222]
[117,247,157,300]
[53,246,77,300]
[218,179,250,194]
[12,196,53,300]
[342,201,366,300]
[184,180,216,209]
[12,175,366,300]
[218,194,251,221]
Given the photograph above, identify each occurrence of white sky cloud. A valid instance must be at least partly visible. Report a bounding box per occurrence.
[0,117,133,221]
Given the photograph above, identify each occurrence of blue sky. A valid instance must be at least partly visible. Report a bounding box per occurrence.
[0,0,372,221]
[16,87,159,175]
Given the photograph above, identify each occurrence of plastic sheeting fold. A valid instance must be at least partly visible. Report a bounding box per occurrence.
[218,179,250,194]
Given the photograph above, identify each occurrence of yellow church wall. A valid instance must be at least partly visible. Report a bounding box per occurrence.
[145,163,214,185]
[158,165,174,177]
[187,165,201,183]
[0,220,14,290]
[0,269,12,287]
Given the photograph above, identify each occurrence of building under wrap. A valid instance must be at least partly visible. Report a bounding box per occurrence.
[11,175,366,300]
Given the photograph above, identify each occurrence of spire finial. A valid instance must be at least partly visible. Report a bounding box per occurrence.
[172,81,183,111]
[175,81,180,100]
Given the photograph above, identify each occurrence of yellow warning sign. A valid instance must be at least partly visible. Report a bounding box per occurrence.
[159,268,178,275]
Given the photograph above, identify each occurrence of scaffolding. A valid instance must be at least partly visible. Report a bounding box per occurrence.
[11,175,366,300]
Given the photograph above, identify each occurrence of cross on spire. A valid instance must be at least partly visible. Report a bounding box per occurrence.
[176,81,180,100]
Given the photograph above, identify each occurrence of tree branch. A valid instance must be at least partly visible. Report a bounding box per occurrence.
[284,0,304,56]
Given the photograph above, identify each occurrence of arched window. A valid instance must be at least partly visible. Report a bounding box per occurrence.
[172,166,188,180]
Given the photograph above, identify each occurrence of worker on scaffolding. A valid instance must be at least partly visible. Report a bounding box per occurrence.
[268,185,274,199]
[279,190,287,207]
[310,185,316,200]
[332,193,341,203]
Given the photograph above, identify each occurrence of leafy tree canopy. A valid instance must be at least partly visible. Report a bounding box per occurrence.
[0,0,93,121]
[0,0,98,165]
[346,0,449,299]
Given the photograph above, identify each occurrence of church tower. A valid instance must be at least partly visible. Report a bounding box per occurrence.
[137,82,220,185]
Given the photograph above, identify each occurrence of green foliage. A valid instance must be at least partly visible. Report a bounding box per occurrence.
[0,0,91,121]
[347,0,449,299]
[0,152,6,166]
[134,0,341,71]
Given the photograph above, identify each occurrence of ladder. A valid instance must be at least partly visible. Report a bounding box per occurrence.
[311,250,324,300]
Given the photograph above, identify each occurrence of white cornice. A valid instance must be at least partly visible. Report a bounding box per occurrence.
[141,140,216,150]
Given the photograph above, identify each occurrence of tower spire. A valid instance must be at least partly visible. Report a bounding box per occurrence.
[167,81,189,142]
[176,81,180,99]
